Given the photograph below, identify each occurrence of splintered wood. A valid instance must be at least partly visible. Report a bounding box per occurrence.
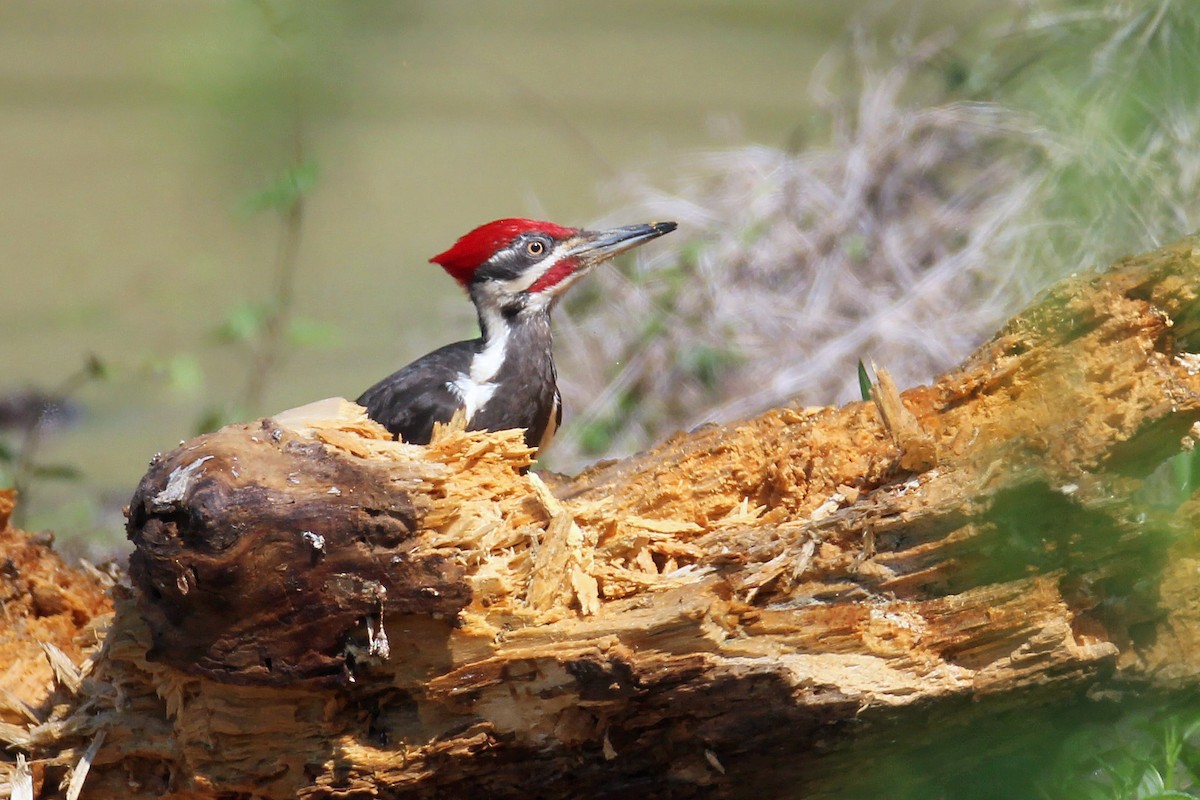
[7,238,1200,799]
[871,366,937,472]
[282,406,659,626]
[0,491,111,729]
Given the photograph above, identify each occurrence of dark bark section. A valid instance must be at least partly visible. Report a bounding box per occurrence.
[125,419,470,685]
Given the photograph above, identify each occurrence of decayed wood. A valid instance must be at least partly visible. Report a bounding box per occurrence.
[0,490,112,727]
[125,411,471,685]
[5,238,1200,798]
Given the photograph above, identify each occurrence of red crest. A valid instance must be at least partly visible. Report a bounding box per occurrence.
[431,218,577,287]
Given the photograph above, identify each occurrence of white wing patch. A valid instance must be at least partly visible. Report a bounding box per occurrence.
[450,309,509,423]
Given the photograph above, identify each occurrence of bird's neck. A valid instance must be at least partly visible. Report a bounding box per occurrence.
[473,302,554,377]
[450,295,560,445]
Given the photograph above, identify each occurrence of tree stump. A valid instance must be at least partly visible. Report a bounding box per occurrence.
[5,238,1200,798]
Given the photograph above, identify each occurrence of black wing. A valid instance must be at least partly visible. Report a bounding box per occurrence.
[356,340,478,445]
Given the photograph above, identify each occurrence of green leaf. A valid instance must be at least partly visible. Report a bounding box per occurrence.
[857,359,873,401]
[83,353,110,381]
[678,239,707,266]
[30,463,84,482]
[238,159,319,216]
[842,232,869,263]
[286,316,340,348]
[152,354,206,396]
[737,220,768,246]
[576,419,616,457]
[1179,713,1200,741]
[683,344,738,391]
[215,302,272,344]
[1169,448,1199,498]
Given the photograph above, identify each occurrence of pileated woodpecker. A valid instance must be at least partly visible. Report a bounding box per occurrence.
[358,218,676,451]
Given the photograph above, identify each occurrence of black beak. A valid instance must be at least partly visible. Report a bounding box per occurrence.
[566,221,677,267]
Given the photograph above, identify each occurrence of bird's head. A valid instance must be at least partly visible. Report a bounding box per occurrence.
[431,218,677,313]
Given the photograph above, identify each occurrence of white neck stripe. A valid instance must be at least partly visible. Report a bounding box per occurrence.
[450,306,509,422]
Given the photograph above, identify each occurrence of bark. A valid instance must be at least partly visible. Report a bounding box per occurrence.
[5,238,1200,798]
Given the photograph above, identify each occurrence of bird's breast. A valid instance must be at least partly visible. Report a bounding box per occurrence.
[450,325,510,422]
[450,313,558,449]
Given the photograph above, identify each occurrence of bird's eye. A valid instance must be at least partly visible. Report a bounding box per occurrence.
[526,240,546,257]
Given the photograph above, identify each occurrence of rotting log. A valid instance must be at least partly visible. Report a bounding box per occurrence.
[5,238,1200,798]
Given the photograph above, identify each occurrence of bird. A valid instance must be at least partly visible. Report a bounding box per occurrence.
[357,217,677,452]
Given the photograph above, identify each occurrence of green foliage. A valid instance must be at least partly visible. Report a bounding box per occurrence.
[211,302,339,350]
[166,1,362,171]
[972,0,1200,275]
[237,159,318,216]
[214,301,274,344]
[25,463,85,482]
[575,388,641,458]
[681,344,740,391]
[1170,449,1200,501]
[857,359,873,401]
[575,417,617,458]
[841,232,869,265]
[80,353,109,383]
[150,354,205,396]
[1038,707,1200,799]
[205,148,334,432]
[1136,446,1200,510]
[285,316,341,348]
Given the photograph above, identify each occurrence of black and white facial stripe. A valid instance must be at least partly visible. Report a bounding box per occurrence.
[472,235,580,301]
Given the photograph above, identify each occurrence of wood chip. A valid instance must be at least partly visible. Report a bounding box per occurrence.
[872,367,937,472]
[11,753,33,800]
[64,729,105,800]
[623,516,704,534]
[40,643,81,695]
